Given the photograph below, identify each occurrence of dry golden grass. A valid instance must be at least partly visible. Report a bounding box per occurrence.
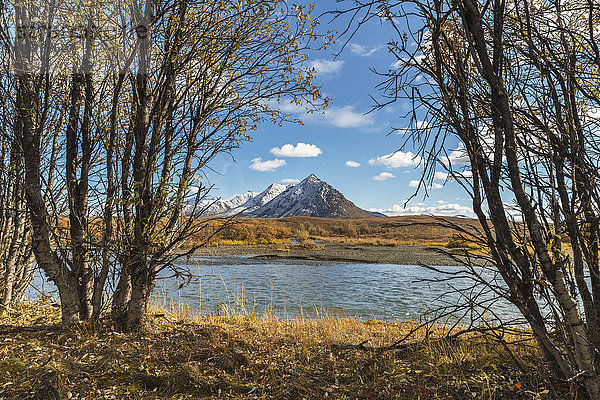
[58,214,485,250]
[187,215,484,249]
[0,300,556,399]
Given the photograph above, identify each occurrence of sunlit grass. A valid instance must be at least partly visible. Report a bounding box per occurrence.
[0,300,551,399]
[182,215,486,250]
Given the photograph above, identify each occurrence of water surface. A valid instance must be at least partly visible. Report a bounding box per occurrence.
[30,255,520,322]
[154,256,519,322]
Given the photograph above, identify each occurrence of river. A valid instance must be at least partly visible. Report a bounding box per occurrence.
[30,256,521,322]
[152,256,520,322]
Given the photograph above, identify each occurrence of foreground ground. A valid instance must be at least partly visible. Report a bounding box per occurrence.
[0,302,555,399]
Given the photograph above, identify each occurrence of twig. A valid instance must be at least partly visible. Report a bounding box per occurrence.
[0,324,62,335]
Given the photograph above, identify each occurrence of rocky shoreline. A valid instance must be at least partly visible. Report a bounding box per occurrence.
[192,242,471,266]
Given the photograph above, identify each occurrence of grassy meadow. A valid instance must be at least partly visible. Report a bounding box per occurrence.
[190,215,483,249]
[0,300,553,399]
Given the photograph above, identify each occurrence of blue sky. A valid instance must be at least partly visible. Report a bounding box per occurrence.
[203,1,474,217]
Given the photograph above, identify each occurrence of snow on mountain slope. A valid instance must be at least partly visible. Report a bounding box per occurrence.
[241,183,289,210]
[250,174,373,218]
[201,183,291,216]
[195,191,258,215]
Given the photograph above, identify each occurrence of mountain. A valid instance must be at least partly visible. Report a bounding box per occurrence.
[250,174,374,218]
[240,183,289,212]
[196,191,258,215]
[191,174,377,218]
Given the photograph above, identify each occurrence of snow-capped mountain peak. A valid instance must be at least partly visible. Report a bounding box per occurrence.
[194,191,258,215]
[301,174,319,183]
[192,174,378,218]
[224,191,258,208]
[251,174,373,218]
[245,183,289,208]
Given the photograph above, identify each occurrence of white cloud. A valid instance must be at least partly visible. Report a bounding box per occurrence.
[369,151,422,169]
[346,160,361,168]
[249,158,286,172]
[588,107,600,120]
[395,120,430,136]
[373,172,395,181]
[308,59,344,75]
[416,120,430,129]
[432,169,473,181]
[503,202,523,220]
[266,101,373,129]
[318,106,373,128]
[395,121,431,136]
[441,130,503,167]
[457,170,473,179]
[349,43,381,57]
[409,180,443,189]
[272,100,306,114]
[434,171,449,181]
[443,145,470,166]
[369,202,474,217]
[280,178,300,184]
[270,143,322,158]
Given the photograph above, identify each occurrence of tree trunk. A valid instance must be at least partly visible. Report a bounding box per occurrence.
[15,5,80,324]
[111,255,132,329]
[124,259,157,332]
[112,0,155,332]
[458,0,600,395]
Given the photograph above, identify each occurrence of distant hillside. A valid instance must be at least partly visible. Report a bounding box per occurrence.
[188,215,483,248]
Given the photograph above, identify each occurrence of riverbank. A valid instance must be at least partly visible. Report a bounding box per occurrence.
[193,242,472,266]
[0,302,547,399]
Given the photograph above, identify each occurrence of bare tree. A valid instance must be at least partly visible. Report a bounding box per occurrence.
[0,40,34,309]
[334,0,600,397]
[10,0,112,324]
[4,0,328,330]
[110,0,328,331]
